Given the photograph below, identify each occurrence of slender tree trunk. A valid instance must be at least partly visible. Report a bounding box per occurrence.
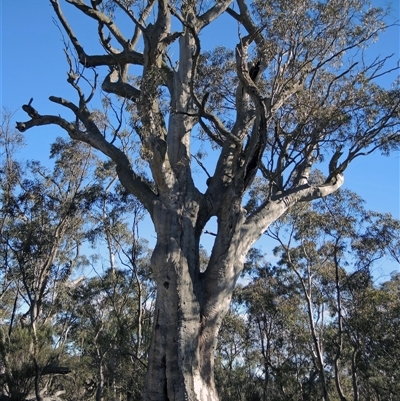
[33,359,43,401]
[257,318,270,401]
[30,301,43,401]
[333,249,348,401]
[291,262,330,401]
[95,352,105,401]
[351,347,360,401]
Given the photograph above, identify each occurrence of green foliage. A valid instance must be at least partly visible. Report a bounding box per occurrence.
[0,324,57,401]
[0,327,35,401]
[54,266,153,401]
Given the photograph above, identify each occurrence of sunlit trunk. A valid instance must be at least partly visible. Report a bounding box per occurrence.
[95,352,105,401]
[143,281,220,401]
[142,202,225,401]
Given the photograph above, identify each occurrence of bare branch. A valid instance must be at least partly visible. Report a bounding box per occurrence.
[16,104,157,213]
[102,68,141,101]
[192,153,211,178]
[198,1,233,29]
[50,0,143,67]
[65,0,129,50]
[113,0,156,48]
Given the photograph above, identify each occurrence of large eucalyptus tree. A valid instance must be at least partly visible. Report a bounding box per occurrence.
[16,0,400,399]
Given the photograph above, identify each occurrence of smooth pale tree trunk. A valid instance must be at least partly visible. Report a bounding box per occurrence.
[143,212,213,399]
[143,196,249,401]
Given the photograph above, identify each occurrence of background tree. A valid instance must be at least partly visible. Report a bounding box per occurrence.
[0,114,98,400]
[41,159,155,401]
[214,187,400,401]
[266,187,400,401]
[16,0,400,399]
[216,252,322,401]
[58,267,152,401]
[0,110,155,401]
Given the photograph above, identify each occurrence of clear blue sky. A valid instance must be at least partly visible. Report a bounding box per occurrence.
[1,1,399,277]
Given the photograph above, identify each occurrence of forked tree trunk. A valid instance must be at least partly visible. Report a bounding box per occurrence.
[143,199,245,401]
[141,174,327,400]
